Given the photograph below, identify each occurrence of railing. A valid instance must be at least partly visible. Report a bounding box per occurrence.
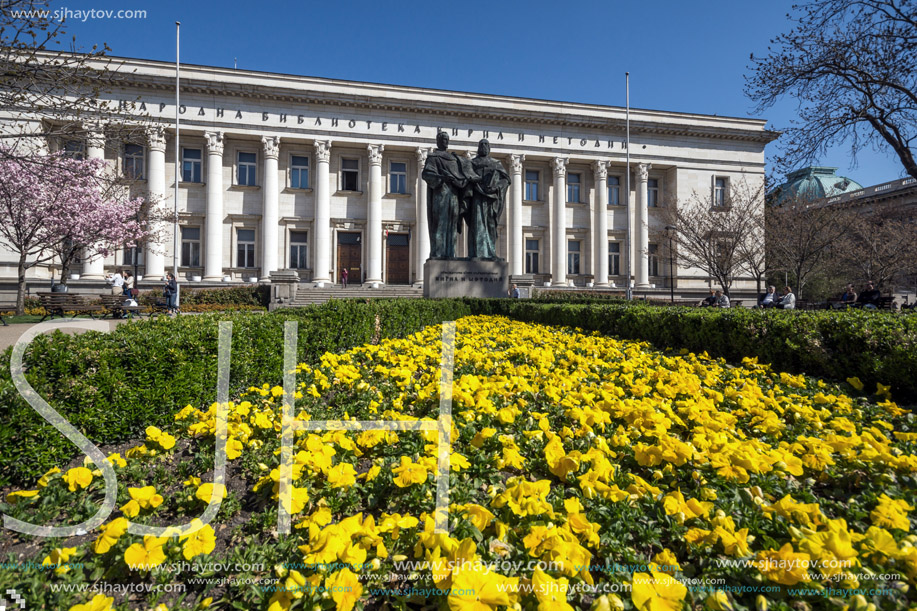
[825,176,916,205]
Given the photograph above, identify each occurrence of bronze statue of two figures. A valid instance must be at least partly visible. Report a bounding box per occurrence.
[422,133,509,260]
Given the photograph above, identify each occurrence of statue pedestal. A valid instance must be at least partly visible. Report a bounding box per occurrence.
[423,259,509,299]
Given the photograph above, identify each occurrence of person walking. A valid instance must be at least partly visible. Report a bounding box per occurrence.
[164,272,178,315]
[122,271,135,296]
[341,267,348,288]
[108,271,124,295]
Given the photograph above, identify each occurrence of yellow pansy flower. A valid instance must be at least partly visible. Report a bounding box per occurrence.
[120,485,164,518]
[62,466,93,492]
[631,565,687,611]
[69,593,114,611]
[392,456,428,487]
[124,535,168,570]
[181,519,216,560]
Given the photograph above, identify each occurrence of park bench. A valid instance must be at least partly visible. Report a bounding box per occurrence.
[36,292,104,322]
[96,294,145,319]
[850,296,896,311]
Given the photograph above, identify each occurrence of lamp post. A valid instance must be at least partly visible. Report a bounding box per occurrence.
[665,225,676,303]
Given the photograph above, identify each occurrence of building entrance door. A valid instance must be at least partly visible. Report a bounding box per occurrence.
[386,233,410,285]
[337,232,362,284]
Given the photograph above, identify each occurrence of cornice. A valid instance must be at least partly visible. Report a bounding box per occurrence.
[64,53,778,146]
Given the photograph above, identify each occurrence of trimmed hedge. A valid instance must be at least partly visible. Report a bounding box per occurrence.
[463,298,917,402]
[3,296,914,487]
[0,299,471,487]
[136,285,271,308]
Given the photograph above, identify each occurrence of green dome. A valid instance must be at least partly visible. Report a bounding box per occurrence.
[771,167,863,205]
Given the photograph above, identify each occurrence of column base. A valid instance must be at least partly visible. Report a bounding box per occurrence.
[259,276,272,283]
[80,274,106,280]
[594,282,610,288]
[366,279,384,288]
[203,276,224,282]
[636,283,652,289]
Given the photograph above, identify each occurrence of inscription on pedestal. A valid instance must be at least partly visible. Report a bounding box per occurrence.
[423,259,509,299]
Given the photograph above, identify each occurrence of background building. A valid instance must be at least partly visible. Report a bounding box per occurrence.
[1,55,777,297]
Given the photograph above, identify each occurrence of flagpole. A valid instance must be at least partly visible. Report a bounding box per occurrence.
[173,21,181,307]
[625,72,632,301]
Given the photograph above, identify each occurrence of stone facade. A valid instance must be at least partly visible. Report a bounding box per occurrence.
[0,55,777,295]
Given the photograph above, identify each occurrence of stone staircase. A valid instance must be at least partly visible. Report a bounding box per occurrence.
[285,284,423,306]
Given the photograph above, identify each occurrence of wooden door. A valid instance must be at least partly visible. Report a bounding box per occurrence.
[386,234,410,285]
[337,233,362,284]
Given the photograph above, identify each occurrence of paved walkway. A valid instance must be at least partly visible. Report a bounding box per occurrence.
[0,318,131,353]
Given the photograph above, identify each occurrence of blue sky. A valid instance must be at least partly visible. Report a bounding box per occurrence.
[51,0,905,188]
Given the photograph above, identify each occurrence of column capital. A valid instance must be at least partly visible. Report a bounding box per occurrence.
[204,131,224,156]
[415,147,430,168]
[147,126,167,153]
[592,159,608,180]
[83,122,106,149]
[637,162,652,182]
[510,154,525,174]
[552,156,568,178]
[314,140,332,163]
[367,144,384,166]
[262,135,280,160]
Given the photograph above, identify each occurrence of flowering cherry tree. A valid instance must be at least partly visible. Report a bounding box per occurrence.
[0,150,147,314]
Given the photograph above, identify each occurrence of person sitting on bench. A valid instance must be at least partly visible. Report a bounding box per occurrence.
[857,281,881,310]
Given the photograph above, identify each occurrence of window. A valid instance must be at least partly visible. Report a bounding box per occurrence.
[181,227,201,267]
[525,170,539,201]
[567,173,581,203]
[341,158,359,191]
[182,148,202,183]
[525,239,539,274]
[290,231,308,269]
[608,176,620,206]
[63,140,85,160]
[647,178,659,207]
[390,161,407,194]
[714,177,728,207]
[237,152,257,186]
[290,155,309,189]
[122,246,143,267]
[567,240,581,275]
[648,244,659,277]
[608,242,620,276]
[237,229,256,268]
[123,143,144,179]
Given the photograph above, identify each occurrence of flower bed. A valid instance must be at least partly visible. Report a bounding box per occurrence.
[1,316,915,610]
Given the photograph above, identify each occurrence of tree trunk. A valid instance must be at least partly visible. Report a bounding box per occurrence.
[16,256,27,316]
[60,258,71,286]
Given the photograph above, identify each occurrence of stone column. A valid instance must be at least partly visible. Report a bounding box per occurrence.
[593,160,609,287]
[203,131,224,281]
[509,154,525,276]
[81,129,107,279]
[415,148,430,284]
[366,144,384,286]
[635,163,651,288]
[144,126,167,280]
[260,135,280,281]
[551,157,568,286]
[312,140,332,285]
